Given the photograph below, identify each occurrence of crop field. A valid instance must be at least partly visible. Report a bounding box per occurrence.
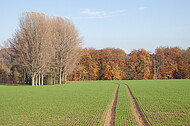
[115,83,138,126]
[0,79,189,126]
[127,79,190,125]
[0,81,117,125]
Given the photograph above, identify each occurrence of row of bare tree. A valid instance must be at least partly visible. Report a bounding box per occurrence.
[8,12,82,86]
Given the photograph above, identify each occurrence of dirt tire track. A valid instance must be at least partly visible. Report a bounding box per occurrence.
[104,84,119,126]
[125,84,150,126]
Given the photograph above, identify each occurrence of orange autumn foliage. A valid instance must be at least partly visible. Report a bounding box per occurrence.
[68,47,189,81]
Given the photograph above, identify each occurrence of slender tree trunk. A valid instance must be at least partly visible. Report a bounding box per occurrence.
[63,71,67,84]
[25,71,28,84]
[42,74,44,85]
[50,74,52,85]
[12,67,15,83]
[32,72,36,86]
[32,75,35,86]
[36,74,38,86]
[59,68,62,84]
[39,74,41,86]
[53,76,55,85]
[23,69,25,84]
[59,57,63,84]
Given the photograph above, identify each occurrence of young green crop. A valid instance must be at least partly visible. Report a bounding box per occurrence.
[115,84,138,126]
[0,81,117,125]
[1,80,189,125]
[127,79,190,125]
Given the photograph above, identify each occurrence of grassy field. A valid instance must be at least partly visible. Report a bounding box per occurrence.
[115,83,138,126]
[0,81,117,125]
[1,80,189,125]
[127,79,190,125]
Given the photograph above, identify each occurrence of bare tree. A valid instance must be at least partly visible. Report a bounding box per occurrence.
[9,12,82,85]
[9,12,53,86]
[52,17,82,84]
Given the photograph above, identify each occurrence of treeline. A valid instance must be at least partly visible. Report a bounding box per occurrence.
[1,47,189,84]
[68,47,190,81]
[0,12,82,85]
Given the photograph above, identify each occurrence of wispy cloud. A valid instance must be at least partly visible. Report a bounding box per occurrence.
[138,6,148,10]
[82,9,107,17]
[77,9,127,19]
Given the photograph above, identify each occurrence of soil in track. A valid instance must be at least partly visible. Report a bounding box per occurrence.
[104,84,119,126]
[125,84,150,126]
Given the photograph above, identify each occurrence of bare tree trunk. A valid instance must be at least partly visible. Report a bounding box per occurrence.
[39,74,41,86]
[36,74,38,86]
[50,74,52,85]
[23,69,25,84]
[63,71,67,84]
[53,76,55,85]
[12,67,15,83]
[59,58,62,84]
[32,75,35,86]
[25,71,28,84]
[59,68,62,84]
[42,74,44,85]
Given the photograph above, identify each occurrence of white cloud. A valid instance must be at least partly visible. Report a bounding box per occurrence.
[80,9,127,19]
[82,9,107,17]
[138,6,148,10]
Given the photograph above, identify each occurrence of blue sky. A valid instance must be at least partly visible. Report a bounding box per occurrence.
[0,0,190,53]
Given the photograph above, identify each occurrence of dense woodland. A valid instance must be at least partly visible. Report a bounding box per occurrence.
[1,47,189,84]
[69,47,190,81]
[0,12,189,85]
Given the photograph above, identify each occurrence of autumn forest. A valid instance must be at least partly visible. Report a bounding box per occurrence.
[69,47,190,81]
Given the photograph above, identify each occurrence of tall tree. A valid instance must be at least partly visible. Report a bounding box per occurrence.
[9,12,54,86]
[52,17,82,84]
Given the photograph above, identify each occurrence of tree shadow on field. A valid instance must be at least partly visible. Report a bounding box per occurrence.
[0,83,27,86]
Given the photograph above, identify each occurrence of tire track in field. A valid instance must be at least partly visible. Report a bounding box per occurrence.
[125,84,150,126]
[104,84,119,126]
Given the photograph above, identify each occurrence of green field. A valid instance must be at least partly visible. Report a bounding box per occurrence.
[0,80,189,125]
[127,79,190,125]
[115,83,138,126]
[0,81,117,125]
